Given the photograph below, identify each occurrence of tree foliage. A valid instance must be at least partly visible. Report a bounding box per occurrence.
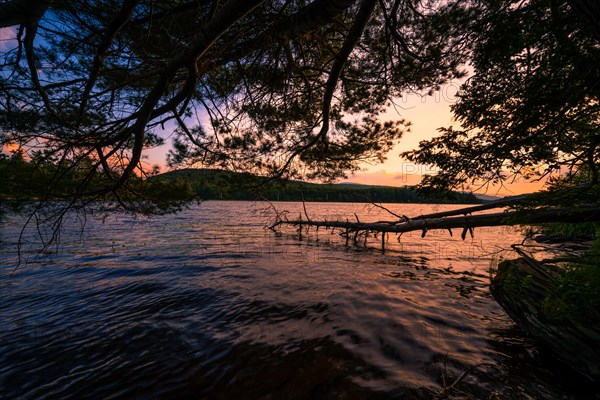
[403,0,600,193]
[0,148,193,214]
[1,0,598,217]
[0,0,475,213]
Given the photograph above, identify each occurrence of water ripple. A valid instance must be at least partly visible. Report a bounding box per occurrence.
[1,201,596,399]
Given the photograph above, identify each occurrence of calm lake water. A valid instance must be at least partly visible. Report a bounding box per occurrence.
[0,201,597,399]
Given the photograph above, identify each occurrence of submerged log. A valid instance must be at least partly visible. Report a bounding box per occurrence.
[490,258,600,381]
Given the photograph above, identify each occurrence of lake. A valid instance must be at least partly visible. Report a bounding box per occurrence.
[0,201,596,399]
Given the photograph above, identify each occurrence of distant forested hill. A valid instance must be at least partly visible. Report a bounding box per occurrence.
[155,168,480,204]
[0,154,479,205]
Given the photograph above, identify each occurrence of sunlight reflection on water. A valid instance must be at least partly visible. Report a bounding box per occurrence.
[0,201,593,399]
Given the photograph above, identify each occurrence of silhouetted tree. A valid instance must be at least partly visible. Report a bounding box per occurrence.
[0,0,475,213]
[403,0,600,196]
[2,0,599,240]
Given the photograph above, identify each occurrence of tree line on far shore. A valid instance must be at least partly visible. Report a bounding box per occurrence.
[0,153,479,205]
[0,150,193,214]
[149,168,481,204]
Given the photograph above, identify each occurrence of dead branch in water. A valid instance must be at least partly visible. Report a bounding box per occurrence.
[269,205,600,249]
[369,184,597,223]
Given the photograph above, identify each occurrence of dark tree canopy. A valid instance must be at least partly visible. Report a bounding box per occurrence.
[403,0,600,193]
[2,0,599,215]
[0,0,476,213]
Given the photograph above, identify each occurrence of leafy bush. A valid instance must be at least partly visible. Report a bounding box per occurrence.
[539,222,598,241]
[542,262,600,323]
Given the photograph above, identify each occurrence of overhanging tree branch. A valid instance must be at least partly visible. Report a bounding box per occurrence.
[274,0,378,177]
[116,0,268,188]
[0,0,53,28]
[567,0,600,42]
[77,0,141,120]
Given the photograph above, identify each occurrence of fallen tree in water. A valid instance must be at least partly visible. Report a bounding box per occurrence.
[269,190,600,381]
[270,202,600,250]
[271,183,600,243]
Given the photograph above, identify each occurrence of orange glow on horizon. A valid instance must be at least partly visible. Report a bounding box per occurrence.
[343,169,549,197]
[135,77,554,195]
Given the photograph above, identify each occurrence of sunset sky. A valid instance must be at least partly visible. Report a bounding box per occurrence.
[144,78,549,196]
[341,83,550,196]
[1,25,548,196]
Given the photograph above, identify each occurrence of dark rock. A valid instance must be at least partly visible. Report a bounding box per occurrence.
[491,258,600,382]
